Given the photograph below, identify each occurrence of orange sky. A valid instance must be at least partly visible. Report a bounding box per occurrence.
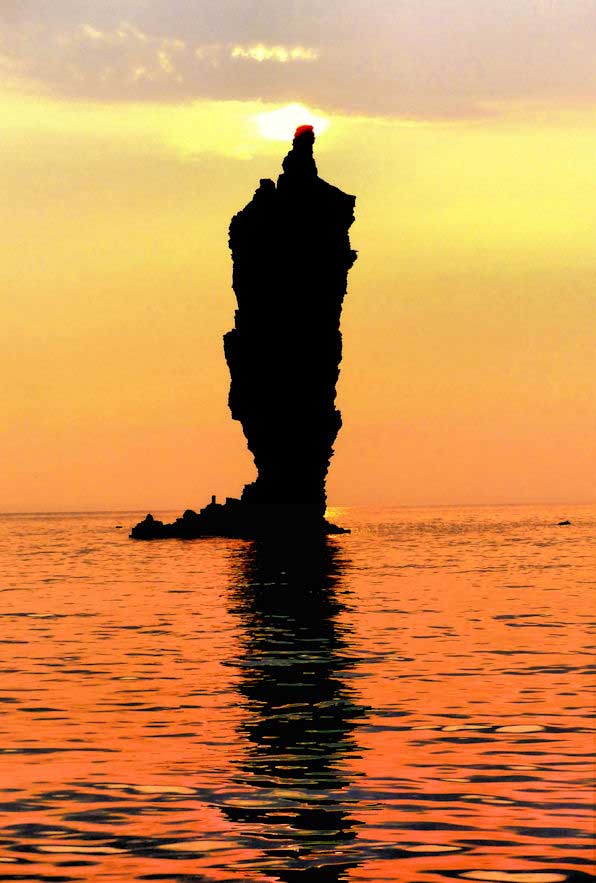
[1,3,595,511]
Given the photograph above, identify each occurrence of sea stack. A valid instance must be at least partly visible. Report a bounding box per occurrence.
[131,126,356,540]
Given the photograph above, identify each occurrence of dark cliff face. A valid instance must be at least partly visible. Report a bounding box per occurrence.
[224,126,357,520]
[130,127,356,539]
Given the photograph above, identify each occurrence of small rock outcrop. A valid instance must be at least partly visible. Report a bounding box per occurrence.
[131,126,356,540]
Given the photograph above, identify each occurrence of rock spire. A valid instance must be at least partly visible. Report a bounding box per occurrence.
[131,126,356,540]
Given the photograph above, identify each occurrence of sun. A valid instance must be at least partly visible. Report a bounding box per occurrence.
[254,103,330,141]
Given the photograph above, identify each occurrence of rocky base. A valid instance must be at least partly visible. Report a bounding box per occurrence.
[130,496,349,540]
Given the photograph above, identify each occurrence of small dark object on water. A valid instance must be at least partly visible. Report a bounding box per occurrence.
[115,525,123,529]
[557,519,571,526]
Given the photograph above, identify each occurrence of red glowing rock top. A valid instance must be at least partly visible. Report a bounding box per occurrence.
[294,124,315,140]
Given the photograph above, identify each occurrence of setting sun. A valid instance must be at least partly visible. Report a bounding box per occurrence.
[254,103,330,141]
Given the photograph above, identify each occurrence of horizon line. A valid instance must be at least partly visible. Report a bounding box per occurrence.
[0,500,594,517]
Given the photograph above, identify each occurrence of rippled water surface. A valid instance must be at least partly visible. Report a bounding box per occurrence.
[0,505,594,882]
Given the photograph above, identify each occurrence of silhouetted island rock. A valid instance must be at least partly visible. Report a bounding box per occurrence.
[131,125,357,540]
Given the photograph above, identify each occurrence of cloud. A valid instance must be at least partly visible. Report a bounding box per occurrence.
[77,20,185,49]
[230,44,318,63]
[0,0,594,117]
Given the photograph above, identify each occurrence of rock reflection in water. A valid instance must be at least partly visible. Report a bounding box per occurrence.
[223,537,367,881]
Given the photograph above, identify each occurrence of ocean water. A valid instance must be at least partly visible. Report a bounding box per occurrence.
[0,504,594,883]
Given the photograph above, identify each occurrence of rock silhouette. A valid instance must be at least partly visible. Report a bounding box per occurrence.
[131,126,356,540]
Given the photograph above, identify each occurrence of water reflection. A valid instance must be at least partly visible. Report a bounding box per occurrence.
[223,537,367,881]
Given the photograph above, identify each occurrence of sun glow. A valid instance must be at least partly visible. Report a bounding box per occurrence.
[254,103,330,141]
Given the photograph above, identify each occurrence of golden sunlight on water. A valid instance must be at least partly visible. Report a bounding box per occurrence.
[0,505,593,881]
